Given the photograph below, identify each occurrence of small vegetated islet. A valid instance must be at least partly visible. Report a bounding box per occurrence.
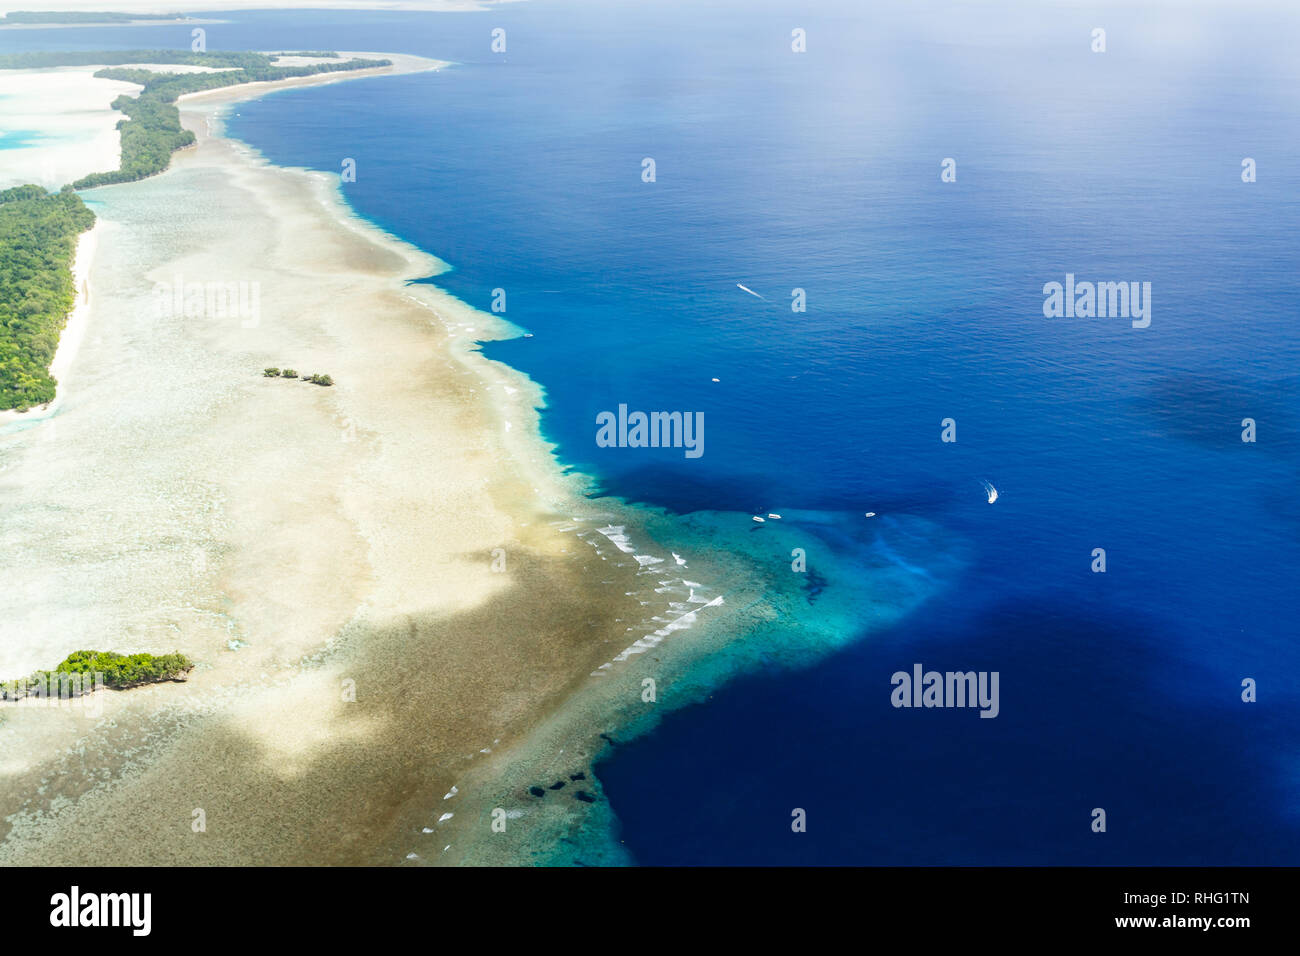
[1,650,193,701]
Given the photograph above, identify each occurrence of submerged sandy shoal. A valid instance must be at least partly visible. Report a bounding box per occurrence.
[0,53,734,864]
[0,67,142,190]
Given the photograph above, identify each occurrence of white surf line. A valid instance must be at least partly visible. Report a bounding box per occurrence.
[559,520,725,673]
[412,519,723,861]
[736,283,766,300]
[592,594,726,673]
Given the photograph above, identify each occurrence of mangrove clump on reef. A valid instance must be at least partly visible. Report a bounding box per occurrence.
[260,367,331,385]
[1,650,194,701]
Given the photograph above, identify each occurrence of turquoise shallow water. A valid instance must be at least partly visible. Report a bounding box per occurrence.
[0,129,40,148]
[7,0,1299,864]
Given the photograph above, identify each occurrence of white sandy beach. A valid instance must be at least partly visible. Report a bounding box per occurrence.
[49,223,99,392]
[0,222,102,428]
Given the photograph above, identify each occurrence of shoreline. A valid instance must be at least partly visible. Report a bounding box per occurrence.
[176,52,444,108]
[0,49,958,865]
[182,109,756,863]
[0,220,101,428]
[0,51,740,865]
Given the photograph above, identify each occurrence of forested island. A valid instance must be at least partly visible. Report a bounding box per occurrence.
[0,185,95,410]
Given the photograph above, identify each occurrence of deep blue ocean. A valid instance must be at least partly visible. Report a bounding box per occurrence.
[10,0,1299,864]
